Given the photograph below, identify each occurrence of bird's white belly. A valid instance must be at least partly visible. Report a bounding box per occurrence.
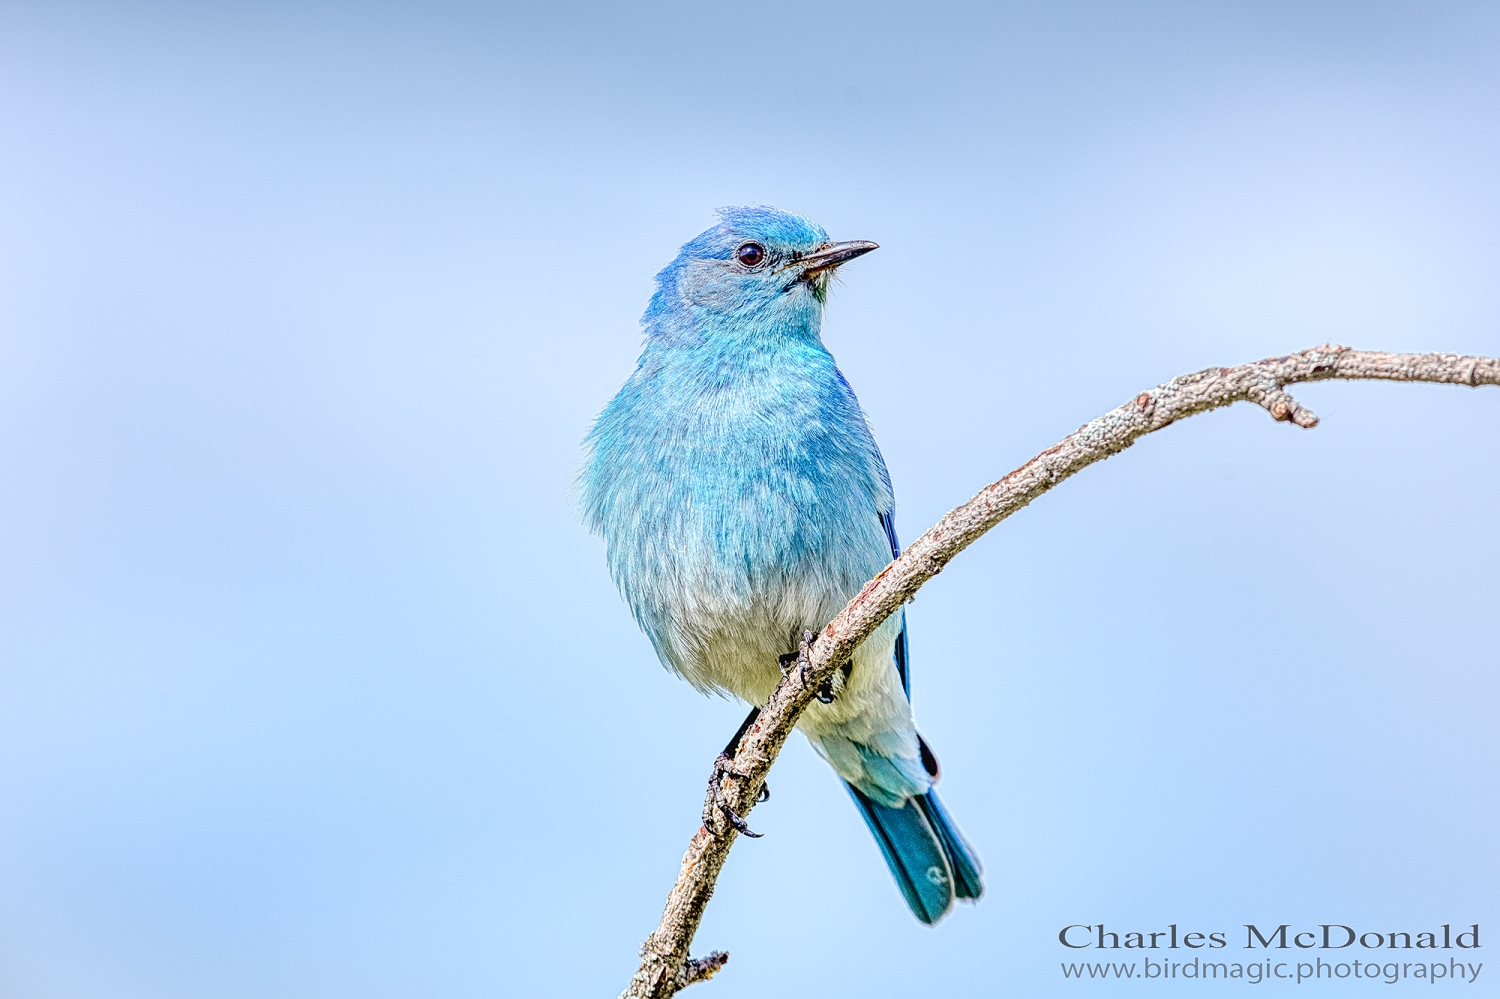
[663,580,911,749]
[663,579,837,703]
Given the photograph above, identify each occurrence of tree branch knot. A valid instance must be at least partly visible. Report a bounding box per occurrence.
[1246,378,1319,428]
[678,951,729,988]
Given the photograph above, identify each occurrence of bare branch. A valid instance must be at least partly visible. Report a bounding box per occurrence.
[619,346,1499,998]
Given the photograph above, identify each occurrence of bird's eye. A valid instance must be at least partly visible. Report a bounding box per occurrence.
[736,243,765,267]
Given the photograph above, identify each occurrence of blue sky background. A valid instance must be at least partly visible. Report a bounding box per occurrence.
[0,2,1496,996]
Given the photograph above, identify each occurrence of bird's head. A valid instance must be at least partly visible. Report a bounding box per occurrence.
[643,206,877,342]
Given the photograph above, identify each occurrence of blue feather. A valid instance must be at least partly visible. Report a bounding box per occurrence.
[581,207,982,923]
[845,784,984,923]
[845,784,953,924]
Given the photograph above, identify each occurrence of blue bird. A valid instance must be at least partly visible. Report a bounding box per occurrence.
[580,206,982,924]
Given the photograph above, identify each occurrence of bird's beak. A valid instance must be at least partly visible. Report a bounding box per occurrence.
[794,240,879,276]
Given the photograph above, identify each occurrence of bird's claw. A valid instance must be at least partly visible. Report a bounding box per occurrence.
[703,752,763,838]
[780,630,833,700]
[812,658,851,704]
[719,800,760,838]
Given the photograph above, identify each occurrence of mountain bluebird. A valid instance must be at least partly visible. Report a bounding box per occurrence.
[580,206,981,923]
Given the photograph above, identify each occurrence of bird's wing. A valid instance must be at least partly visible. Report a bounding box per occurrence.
[877,510,910,701]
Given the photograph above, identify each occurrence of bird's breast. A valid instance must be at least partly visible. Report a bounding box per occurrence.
[586,351,893,697]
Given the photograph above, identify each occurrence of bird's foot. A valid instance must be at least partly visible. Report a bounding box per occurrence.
[782,631,846,703]
[703,752,762,838]
[781,630,827,697]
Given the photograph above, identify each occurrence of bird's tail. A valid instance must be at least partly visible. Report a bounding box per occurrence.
[844,781,984,924]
